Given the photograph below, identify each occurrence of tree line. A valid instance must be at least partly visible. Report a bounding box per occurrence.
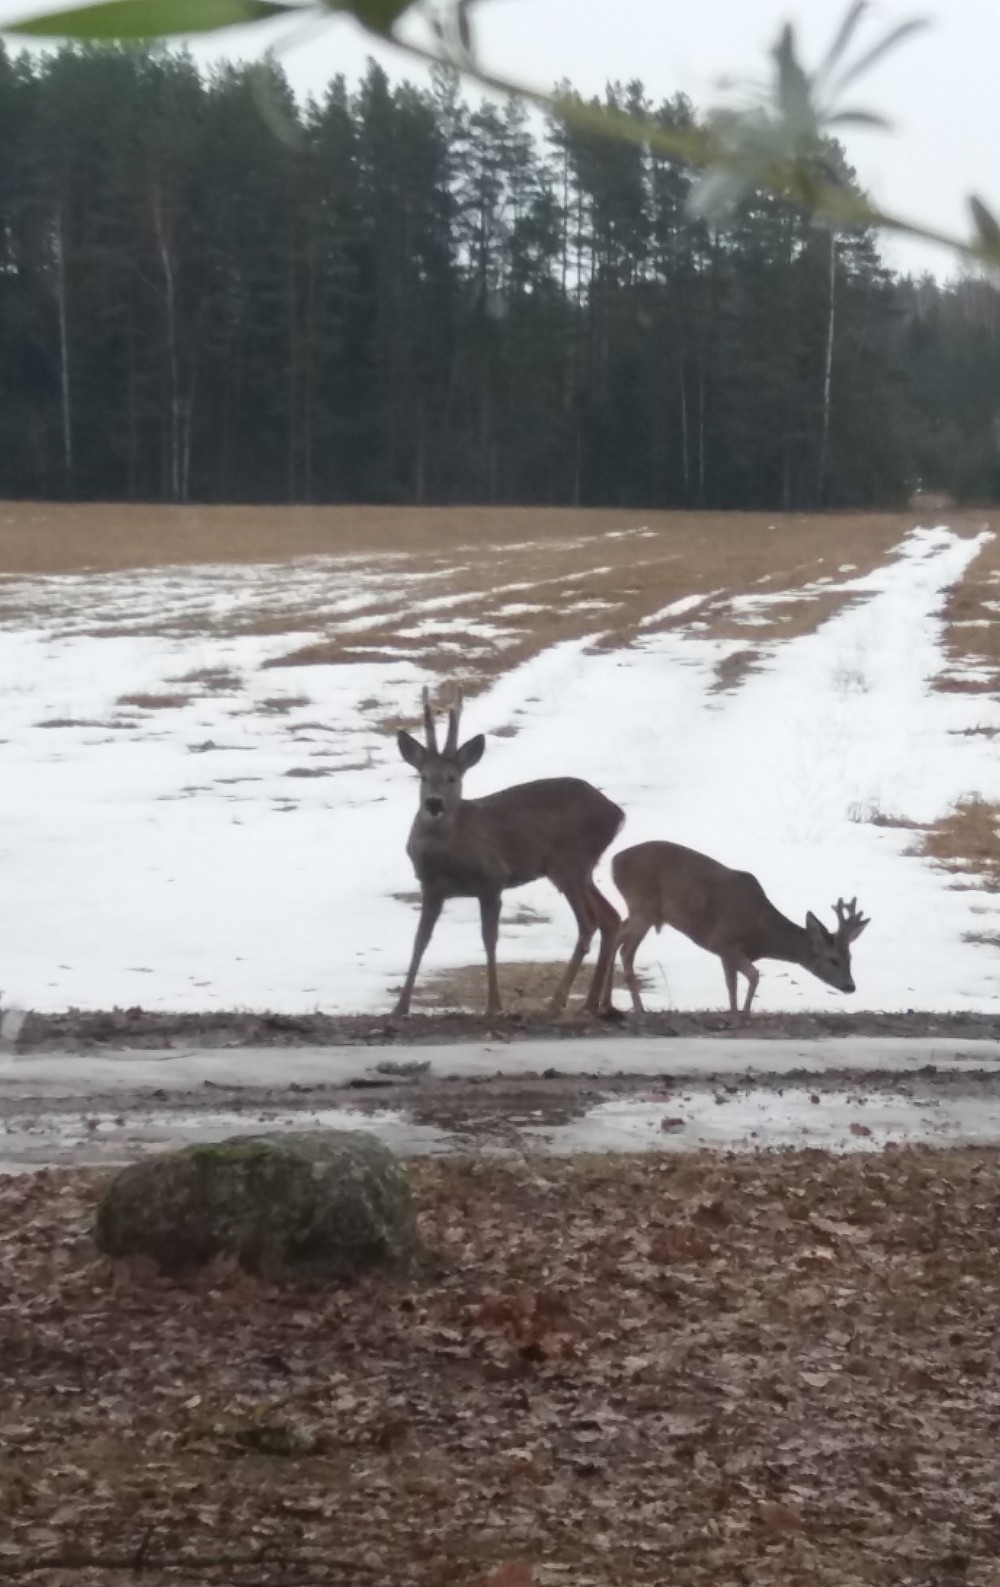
[0,42,997,510]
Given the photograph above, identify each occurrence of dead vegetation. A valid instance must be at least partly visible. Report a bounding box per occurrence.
[941,529,1000,687]
[173,666,243,694]
[711,647,762,693]
[3,1148,1000,1585]
[4,501,1000,894]
[116,691,191,711]
[918,796,1000,890]
[0,505,964,714]
[415,959,637,1016]
[251,694,312,715]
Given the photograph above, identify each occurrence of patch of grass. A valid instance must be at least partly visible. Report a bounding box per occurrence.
[173,666,242,693]
[712,647,761,693]
[847,799,918,829]
[920,795,1000,889]
[35,717,103,729]
[417,957,637,1015]
[935,676,996,694]
[253,694,312,715]
[117,691,190,711]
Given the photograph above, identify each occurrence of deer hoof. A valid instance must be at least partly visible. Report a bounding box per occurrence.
[595,1003,627,1024]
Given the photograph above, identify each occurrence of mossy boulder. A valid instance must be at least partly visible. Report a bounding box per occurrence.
[94,1130,419,1285]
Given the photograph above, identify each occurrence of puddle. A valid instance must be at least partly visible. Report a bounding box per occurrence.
[0,1104,450,1171]
[3,1084,1000,1172]
[540,1087,1000,1153]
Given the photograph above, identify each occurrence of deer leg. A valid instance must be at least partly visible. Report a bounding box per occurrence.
[392,890,444,1017]
[596,920,623,1013]
[739,958,760,1014]
[479,892,503,1018]
[722,956,740,1019]
[547,887,595,1015]
[619,920,651,1015]
[584,882,622,1015]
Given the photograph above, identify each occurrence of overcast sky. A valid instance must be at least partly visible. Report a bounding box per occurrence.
[0,0,995,278]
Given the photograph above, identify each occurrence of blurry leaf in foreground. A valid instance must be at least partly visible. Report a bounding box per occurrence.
[688,4,927,224]
[6,0,297,37]
[323,0,416,34]
[971,196,1000,267]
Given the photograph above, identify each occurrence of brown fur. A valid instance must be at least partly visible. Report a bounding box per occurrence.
[394,692,623,1018]
[607,840,869,1018]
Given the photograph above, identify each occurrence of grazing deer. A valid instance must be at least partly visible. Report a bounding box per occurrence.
[394,688,624,1019]
[605,840,869,1018]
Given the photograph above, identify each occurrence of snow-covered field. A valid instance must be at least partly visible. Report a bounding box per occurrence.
[2,522,1000,1016]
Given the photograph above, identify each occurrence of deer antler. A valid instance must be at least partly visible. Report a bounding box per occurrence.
[422,686,438,753]
[833,896,869,940]
[444,686,463,755]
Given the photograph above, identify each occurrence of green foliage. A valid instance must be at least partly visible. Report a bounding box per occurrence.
[7,0,293,40]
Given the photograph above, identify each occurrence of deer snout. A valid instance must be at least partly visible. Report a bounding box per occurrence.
[424,796,445,819]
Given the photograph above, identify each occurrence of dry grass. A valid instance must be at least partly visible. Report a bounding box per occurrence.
[256,694,312,714]
[941,528,1000,685]
[4,500,1000,895]
[173,666,243,694]
[712,647,762,693]
[416,958,638,1015]
[2,504,995,733]
[918,796,1000,890]
[116,691,190,711]
[0,502,971,576]
[848,801,918,829]
[0,504,970,715]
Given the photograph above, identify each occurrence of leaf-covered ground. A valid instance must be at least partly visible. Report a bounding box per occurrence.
[2,1149,1000,1585]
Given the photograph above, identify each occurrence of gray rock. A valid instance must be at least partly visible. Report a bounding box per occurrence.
[94,1130,419,1285]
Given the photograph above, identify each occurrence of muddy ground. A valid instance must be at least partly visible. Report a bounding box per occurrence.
[13,1005,1000,1052]
[6,1014,1000,1170]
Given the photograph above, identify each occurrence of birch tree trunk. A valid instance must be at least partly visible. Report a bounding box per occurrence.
[679,362,690,503]
[817,228,837,505]
[51,210,73,494]
[152,186,181,502]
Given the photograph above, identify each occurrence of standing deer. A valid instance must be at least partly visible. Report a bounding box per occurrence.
[393,688,624,1018]
[605,839,869,1018]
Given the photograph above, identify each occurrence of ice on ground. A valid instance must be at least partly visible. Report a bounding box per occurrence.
[2,524,1000,1015]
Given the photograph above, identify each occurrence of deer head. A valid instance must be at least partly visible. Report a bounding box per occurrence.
[804,896,871,994]
[397,687,485,825]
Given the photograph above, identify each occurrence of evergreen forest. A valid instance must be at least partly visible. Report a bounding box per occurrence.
[0,42,997,509]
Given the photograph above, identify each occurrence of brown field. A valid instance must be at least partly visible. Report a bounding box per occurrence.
[3,501,996,701]
[3,499,1000,903]
[0,502,973,575]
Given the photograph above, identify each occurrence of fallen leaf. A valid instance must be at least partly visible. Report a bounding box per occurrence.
[481,1563,534,1587]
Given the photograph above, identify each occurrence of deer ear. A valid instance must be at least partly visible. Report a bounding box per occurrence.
[456,733,485,772]
[397,730,426,771]
[805,911,826,941]
[849,915,870,942]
